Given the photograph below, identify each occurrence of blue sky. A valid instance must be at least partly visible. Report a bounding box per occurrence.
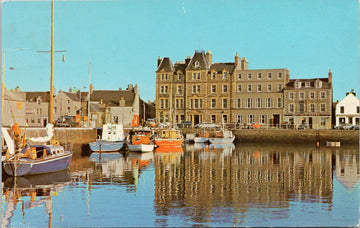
[2,0,359,102]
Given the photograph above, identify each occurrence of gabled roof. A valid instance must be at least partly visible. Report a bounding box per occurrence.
[89,90,135,107]
[186,50,209,70]
[156,57,174,72]
[4,88,24,101]
[25,91,51,102]
[210,62,235,74]
[337,91,359,105]
[61,91,80,101]
[89,103,105,112]
[284,78,331,90]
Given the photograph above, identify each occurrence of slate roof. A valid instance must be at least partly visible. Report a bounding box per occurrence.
[174,63,187,75]
[186,50,209,70]
[25,91,51,102]
[89,90,135,107]
[210,62,235,74]
[156,57,175,72]
[62,91,80,101]
[89,103,105,112]
[284,78,331,90]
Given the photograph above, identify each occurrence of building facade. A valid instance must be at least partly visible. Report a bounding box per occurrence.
[335,90,359,126]
[23,91,50,127]
[2,87,26,127]
[155,50,333,128]
[283,71,333,129]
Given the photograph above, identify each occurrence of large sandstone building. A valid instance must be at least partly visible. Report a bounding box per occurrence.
[155,50,332,129]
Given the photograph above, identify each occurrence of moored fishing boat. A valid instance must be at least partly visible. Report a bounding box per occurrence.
[154,128,183,147]
[89,123,125,152]
[126,127,155,152]
[208,128,235,144]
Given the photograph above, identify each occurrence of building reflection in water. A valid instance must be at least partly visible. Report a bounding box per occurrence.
[78,151,154,192]
[2,169,71,228]
[153,143,359,226]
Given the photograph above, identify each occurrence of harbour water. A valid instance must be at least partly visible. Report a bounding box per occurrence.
[2,142,359,227]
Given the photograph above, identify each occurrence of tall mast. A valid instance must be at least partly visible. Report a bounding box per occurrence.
[88,61,91,126]
[49,0,54,124]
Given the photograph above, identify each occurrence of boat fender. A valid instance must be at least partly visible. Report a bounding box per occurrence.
[30,148,37,160]
[52,140,60,146]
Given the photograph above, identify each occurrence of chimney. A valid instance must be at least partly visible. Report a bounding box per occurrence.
[157,56,162,67]
[206,50,212,66]
[185,56,191,66]
[241,57,248,70]
[234,53,240,69]
[328,69,332,84]
[14,86,20,93]
[119,97,125,107]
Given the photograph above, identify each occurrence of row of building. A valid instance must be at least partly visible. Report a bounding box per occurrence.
[155,50,359,129]
[2,84,155,128]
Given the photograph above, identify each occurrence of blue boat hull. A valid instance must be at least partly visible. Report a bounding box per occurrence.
[3,152,72,177]
[89,140,125,152]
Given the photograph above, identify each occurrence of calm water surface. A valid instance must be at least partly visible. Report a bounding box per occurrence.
[2,143,359,227]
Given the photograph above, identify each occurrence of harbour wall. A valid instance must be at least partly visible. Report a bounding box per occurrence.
[181,129,359,146]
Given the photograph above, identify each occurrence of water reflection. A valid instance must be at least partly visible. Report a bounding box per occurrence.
[86,151,153,191]
[2,144,359,227]
[2,169,71,228]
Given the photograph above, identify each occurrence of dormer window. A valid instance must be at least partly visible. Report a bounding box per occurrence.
[37,98,41,105]
[212,72,216,80]
[194,61,200,68]
[315,79,322,88]
[223,72,227,79]
[305,81,310,87]
[295,80,301,89]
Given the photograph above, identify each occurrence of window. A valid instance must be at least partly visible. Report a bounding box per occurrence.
[299,102,304,113]
[223,85,228,93]
[299,92,305,100]
[266,98,272,108]
[67,100,70,104]
[194,61,200,68]
[357,106,359,113]
[192,85,196,93]
[176,99,184,109]
[236,98,241,108]
[246,98,252,108]
[178,73,182,80]
[237,73,242,80]
[235,115,242,123]
[278,72,282,79]
[67,107,71,114]
[320,92,326,99]
[257,73,262,79]
[192,73,196,80]
[223,99,228,108]
[321,118,326,126]
[295,80,301,89]
[212,72,216,80]
[194,99,198,109]
[340,106,344,113]
[237,85,242,92]
[197,85,201,93]
[190,99,193,109]
[177,86,182,94]
[212,85,216,93]
[247,73,252,80]
[320,103,326,112]
[37,99,41,105]
[223,72,227,79]
[211,115,216,123]
[223,115,228,123]
[256,98,262,108]
[164,86,168,94]
[310,103,315,112]
[257,84,262,92]
[160,86,164,94]
[267,84,272,92]
[260,115,267,124]
[211,99,216,109]
[199,99,203,108]
[310,92,315,99]
[289,92,294,100]
[247,84,252,92]
[277,98,282,108]
[267,72,272,79]
[315,79,322,88]
[305,81,310,87]
[247,114,254,123]
[197,73,200,80]
[165,99,169,108]
[278,84,282,92]
[289,104,294,113]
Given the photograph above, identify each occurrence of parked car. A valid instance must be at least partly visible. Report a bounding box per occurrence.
[159,122,171,129]
[195,122,219,128]
[145,118,156,127]
[297,123,309,130]
[334,123,354,130]
[54,116,79,127]
[177,121,193,128]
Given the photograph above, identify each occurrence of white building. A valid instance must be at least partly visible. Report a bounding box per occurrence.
[335,90,359,126]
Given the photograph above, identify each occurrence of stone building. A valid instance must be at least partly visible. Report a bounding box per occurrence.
[54,89,81,121]
[283,70,333,129]
[155,50,333,129]
[23,90,50,127]
[2,87,26,127]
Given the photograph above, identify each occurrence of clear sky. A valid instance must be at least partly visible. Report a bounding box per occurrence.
[2,0,359,102]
